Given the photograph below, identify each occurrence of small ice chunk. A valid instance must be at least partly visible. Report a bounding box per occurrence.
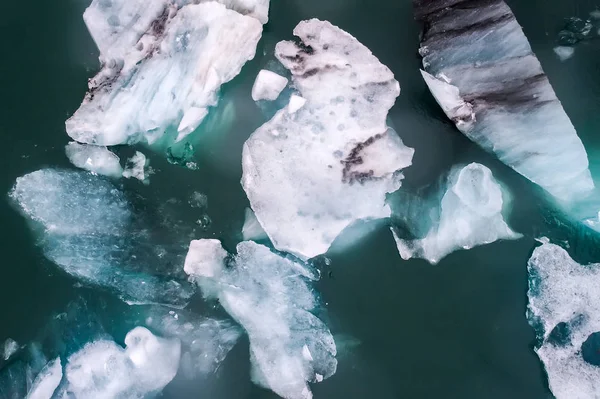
[67,2,264,146]
[3,338,18,360]
[287,95,306,113]
[65,142,123,178]
[26,358,62,399]
[63,327,180,398]
[393,163,521,264]
[251,70,288,101]
[185,240,337,399]
[242,19,414,259]
[553,46,575,61]
[527,242,600,399]
[184,239,228,280]
[122,151,151,183]
[242,207,268,241]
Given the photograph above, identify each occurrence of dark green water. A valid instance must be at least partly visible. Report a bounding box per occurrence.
[1,0,600,398]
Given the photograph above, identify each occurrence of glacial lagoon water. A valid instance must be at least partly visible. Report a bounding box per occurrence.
[1,0,600,398]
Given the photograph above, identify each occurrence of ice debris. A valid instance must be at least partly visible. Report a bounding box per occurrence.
[252,69,288,101]
[185,239,337,399]
[527,242,600,399]
[144,307,242,378]
[414,0,593,204]
[242,19,414,260]
[553,46,575,61]
[60,327,180,398]
[3,338,18,361]
[10,169,194,306]
[26,358,62,399]
[392,163,521,264]
[242,207,268,241]
[66,0,266,146]
[122,151,151,183]
[65,141,123,178]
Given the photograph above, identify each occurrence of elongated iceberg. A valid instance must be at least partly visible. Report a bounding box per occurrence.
[185,239,337,399]
[66,0,266,145]
[413,0,593,204]
[527,242,600,399]
[26,358,62,399]
[10,169,194,306]
[392,163,521,264]
[65,142,123,178]
[242,19,414,260]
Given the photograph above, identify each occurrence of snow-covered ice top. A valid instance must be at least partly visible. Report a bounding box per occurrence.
[393,163,521,264]
[60,327,180,398]
[185,239,337,399]
[527,242,600,399]
[67,1,264,145]
[414,0,594,204]
[252,69,288,101]
[10,169,194,306]
[65,142,123,178]
[242,19,414,260]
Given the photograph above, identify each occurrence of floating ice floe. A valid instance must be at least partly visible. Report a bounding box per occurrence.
[10,169,194,306]
[122,151,151,183]
[59,327,180,398]
[252,69,289,101]
[185,239,337,399]
[242,19,414,260]
[2,338,18,361]
[65,142,123,178]
[66,0,267,146]
[527,242,600,399]
[242,207,268,241]
[392,163,521,264]
[554,46,575,61]
[414,0,594,204]
[26,358,62,399]
[144,307,242,378]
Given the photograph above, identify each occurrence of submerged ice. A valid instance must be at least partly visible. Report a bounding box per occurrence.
[66,0,266,146]
[65,142,123,178]
[242,19,414,260]
[10,169,193,306]
[413,0,594,204]
[392,163,521,264]
[527,242,600,399]
[185,239,337,399]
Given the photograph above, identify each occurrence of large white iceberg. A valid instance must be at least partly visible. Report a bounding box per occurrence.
[185,239,337,399]
[414,0,594,204]
[527,242,600,399]
[242,19,414,260]
[60,327,180,398]
[393,163,521,264]
[10,169,194,306]
[66,0,266,145]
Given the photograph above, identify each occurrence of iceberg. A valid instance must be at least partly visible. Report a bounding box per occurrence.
[60,327,180,399]
[527,242,600,399]
[26,358,62,399]
[10,169,194,306]
[251,69,288,101]
[242,19,414,260]
[413,0,594,204]
[65,142,123,178]
[66,0,266,146]
[392,163,521,264]
[185,239,337,399]
[3,338,18,361]
[122,151,151,183]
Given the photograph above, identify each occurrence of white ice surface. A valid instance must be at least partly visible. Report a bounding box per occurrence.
[122,151,150,183]
[26,358,62,399]
[2,338,18,361]
[252,69,288,101]
[63,327,180,399]
[185,239,337,399]
[67,1,264,145]
[242,19,414,260]
[528,242,600,399]
[65,142,123,178]
[393,163,521,264]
